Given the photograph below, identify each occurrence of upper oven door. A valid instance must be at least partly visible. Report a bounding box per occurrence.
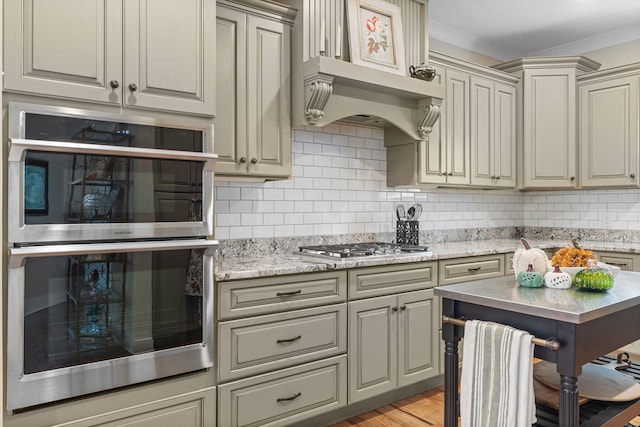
[8,103,217,245]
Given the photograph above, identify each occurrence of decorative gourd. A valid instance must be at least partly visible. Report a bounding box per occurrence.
[574,259,614,292]
[517,264,544,288]
[512,238,549,277]
[550,238,597,267]
[544,265,572,289]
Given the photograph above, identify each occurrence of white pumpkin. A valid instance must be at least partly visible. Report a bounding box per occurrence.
[512,238,549,278]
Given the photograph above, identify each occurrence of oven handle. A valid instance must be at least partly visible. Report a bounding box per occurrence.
[8,239,218,268]
[8,138,218,170]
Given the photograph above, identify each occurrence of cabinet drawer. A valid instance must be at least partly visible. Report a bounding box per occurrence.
[218,304,347,382]
[218,271,347,319]
[596,251,640,271]
[505,252,515,275]
[218,355,347,427]
[348,262,437,299]
[439,254,505,285]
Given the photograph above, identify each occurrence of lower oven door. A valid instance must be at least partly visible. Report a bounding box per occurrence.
[7,239,217,410]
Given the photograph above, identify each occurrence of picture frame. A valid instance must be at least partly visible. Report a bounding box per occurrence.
[24,159,48,214]
[346,0,406,75]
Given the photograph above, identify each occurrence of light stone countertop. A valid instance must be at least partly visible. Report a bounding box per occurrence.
[214,238,640,282]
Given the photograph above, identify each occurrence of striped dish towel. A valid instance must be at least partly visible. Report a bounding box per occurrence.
[460,320,537,427]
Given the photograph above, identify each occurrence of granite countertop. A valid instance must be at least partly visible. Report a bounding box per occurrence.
[214,238,640,282]
[434,270,640,324]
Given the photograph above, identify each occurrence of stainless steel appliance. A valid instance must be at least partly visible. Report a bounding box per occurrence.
[8,102,216,245]
[299,242,431,259]
[6,103,218,410]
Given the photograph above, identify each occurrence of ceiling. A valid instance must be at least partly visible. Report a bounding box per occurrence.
[428,0,640,61]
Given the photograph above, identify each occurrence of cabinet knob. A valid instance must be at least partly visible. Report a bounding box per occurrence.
[570,176,576,181]
[250,158,258,164]
[392,306,398,312]
[400,305,406,311]
[631,173,636,179]
[448,172,453,176]
[109,80,119,89]
[128,83,138,92]
[495,176,500,180]
[239,157,247,164]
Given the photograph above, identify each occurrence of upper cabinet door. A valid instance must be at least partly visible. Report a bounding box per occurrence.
[123,0,215,116]
[470,75,494,187]
[245,14,291,178]
[579,75,639,188]
[418,65,447,184]
[4,0,123,103]
[493,82,517,188]
[445,69,471,185]
[4,0,215,116]
[523,69,578,188]
[214,6,248,175]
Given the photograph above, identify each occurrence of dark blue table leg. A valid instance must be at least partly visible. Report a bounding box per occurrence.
[559,375,579,426]
[444,338,460,427]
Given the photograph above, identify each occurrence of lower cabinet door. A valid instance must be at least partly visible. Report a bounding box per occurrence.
[397,289,439,387]
[218,356,347,427]
[348,295,397,403]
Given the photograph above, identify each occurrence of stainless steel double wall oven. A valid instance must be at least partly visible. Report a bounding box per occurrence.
[6,103,218,410]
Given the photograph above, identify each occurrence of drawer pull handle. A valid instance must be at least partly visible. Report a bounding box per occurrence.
[276,290,302,297]
[277,392,302,403]
[277,335,302,344]
[607,262,626,267]
[468,267,482,272]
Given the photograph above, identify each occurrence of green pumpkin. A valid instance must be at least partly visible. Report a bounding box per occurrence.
[574,265,614,292]
[517,264,544,288]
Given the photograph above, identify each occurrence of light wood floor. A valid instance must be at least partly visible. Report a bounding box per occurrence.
[331,386,447,427]
[330,386,640,427]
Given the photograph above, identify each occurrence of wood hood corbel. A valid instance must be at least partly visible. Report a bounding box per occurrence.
[293,56,444,142]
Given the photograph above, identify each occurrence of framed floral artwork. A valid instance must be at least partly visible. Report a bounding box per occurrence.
[346,0,406,75]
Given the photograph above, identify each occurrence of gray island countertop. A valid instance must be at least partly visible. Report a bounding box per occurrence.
[435,270,640,323]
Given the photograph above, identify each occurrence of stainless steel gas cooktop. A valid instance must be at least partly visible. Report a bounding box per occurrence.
[298,242,431,259]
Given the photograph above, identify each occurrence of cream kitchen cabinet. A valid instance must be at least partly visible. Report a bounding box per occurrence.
[348,289,439,403]
[578,64,640,188]
[495,57,600,189]
[387,54,517,188]
[6,374,216,427]
[347,262,439,403]
[596,250,640,271]
[217,270,347,425]
[218,356,347,427]
[438,254,506,286]
[386,64,468,187]
[215,0,295,180]
[470,75,517,188]
[4,0,215,116]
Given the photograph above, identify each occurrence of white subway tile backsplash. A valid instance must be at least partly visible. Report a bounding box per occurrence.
[214,122,640,240]
[356,126,373,138]
[216,186,241,200]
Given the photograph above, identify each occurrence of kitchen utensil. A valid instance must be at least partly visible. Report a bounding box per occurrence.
[396,205,406,221]
[412,204,422,220]
[407,206,416,220]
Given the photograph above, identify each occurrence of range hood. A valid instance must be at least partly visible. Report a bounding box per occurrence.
[287,0,443,143]
[293,56,444,141]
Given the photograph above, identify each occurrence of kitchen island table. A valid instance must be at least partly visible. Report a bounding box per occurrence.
[435,271,640,427]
